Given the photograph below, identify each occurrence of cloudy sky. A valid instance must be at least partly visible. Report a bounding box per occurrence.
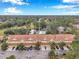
[0,0,79,15]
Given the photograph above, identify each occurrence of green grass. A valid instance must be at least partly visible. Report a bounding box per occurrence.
[0,29,5,35]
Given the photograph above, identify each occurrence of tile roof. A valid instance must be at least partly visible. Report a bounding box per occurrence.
[8,34,75,42]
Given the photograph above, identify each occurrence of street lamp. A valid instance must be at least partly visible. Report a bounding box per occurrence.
[38,18,42,34]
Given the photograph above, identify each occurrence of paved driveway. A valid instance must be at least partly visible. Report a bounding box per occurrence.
[0,50,49,59]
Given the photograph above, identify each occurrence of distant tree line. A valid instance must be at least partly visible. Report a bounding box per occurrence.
[4,28,30,35]
[0,16,77,35]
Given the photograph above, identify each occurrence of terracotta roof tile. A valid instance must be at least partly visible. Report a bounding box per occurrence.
[8,34,75,42]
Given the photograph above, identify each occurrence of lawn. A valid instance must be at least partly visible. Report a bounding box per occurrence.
[0,29,5,35]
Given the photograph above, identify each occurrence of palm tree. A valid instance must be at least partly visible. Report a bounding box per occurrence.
[49,42,57,50]
[35,41,41,50]
[1,35,8,43]
[16,43,25,51]
[48,49,59,59]
[48,50,55,59]
[1,42,8,51]
[58,42,66,50]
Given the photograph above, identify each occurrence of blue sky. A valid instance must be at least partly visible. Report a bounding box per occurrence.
[0,0,79,15]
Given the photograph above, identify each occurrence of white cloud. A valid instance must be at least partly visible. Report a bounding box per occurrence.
[63,0,79,3]
[62,11,79,15]
[69,11,79,14]
[50,5,75,9]
[4,7,22,14]
[45,5,76,9]
[2,0,30,5]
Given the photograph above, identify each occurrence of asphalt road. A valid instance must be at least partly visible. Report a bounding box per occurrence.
[0,50,49,59]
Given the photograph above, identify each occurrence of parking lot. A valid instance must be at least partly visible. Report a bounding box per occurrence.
[0,50,49,59]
